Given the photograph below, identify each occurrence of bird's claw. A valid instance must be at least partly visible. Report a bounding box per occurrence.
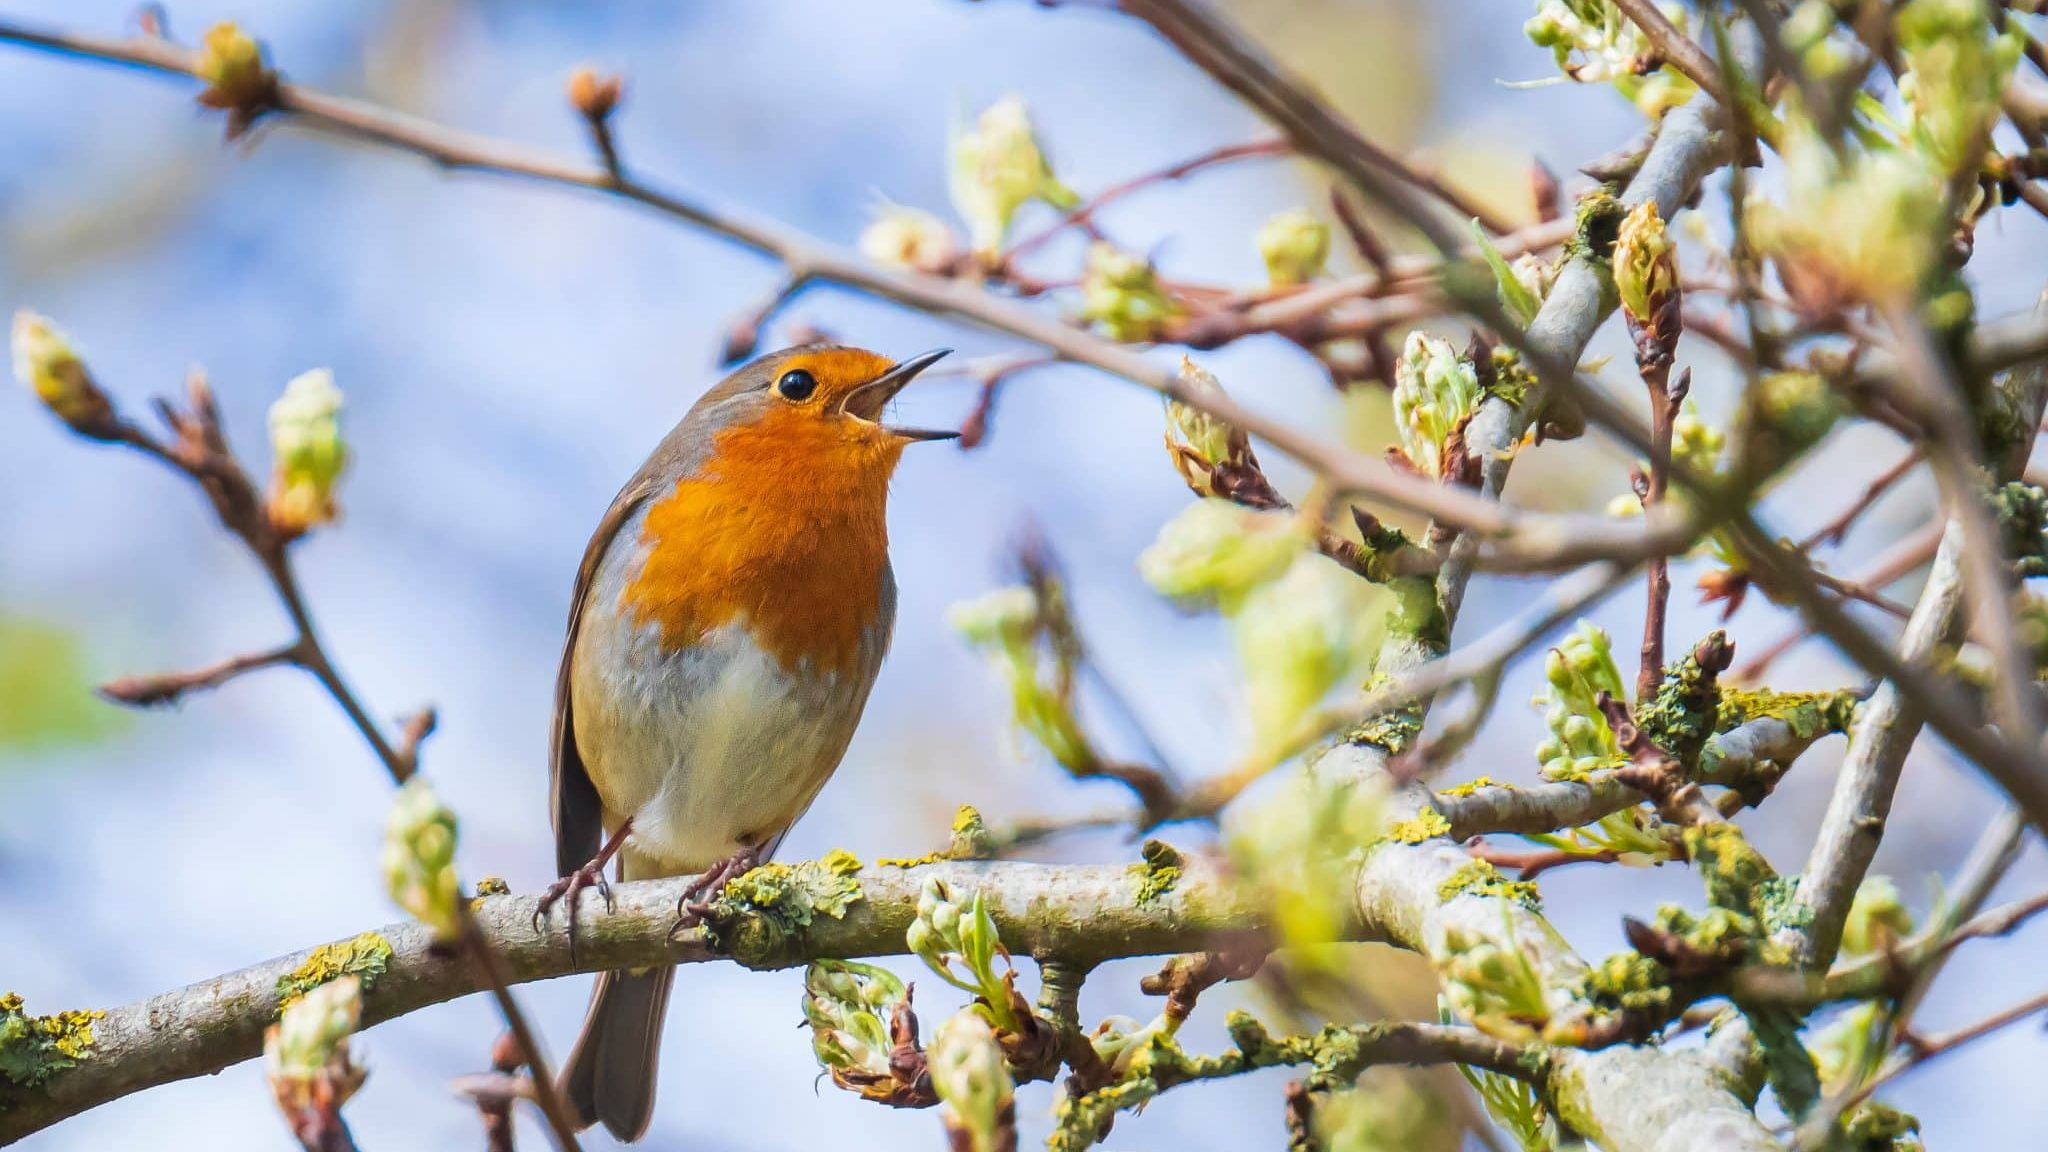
[669,844,767,935]
[533,858,615,962]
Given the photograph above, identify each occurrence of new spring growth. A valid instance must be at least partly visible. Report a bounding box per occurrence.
[1257,209,1330,287]
[266,369,349,536]
[381,777,461,941]
[906,877,1019,1033]
[1438,923,1551,1044]
[859,203,958,274]
[1087,1013,1177,1079]
[1613,200,1676,334]
[802,960,912,1102]
[947,583,1093,772]
[1228,774,1389,953]
[948,95,1077,259]
[1475,222,1551,327]
[264,975,367,1129]
[1672,399,1725,475]
[928,1010,1016,1152]
[1526,805,1675,867]
[1749,369,1843,457]
[1452,1001,1557,1152]
[1748,117,1947,310]
[12,311,115,438]
[1780,0,1857,81]
[1392,331,1482,480]
[1139,499,1305,611]
[1840,876,1915,958]
[1232,557,1391,760]
[1896,0,2022,178]
[565,67,624,122]
[1807,1000,1884,1097]
[1080,243,1178,341]
[1164,358,1279,507]
[1524,0,1696,117]
[1532,622,1625,780]
[194,22,277,136]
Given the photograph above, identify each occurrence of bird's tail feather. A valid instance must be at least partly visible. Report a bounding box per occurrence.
[561,966,674,1142]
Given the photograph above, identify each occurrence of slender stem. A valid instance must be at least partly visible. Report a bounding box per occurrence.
[1612,0,1734,112]
[1826,987,2048,1127]
[1004,137,1290,260]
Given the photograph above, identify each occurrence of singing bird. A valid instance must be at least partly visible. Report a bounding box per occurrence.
[543,345,954,1140]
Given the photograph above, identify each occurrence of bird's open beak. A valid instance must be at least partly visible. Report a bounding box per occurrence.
[842,348,958,442]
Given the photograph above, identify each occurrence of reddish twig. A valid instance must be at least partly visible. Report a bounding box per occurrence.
[1796,448,1923,552]
[1004,137,1290,261]
[1465,839,1624,879]
[1833,986,2048,1119]
[99,640,302,707]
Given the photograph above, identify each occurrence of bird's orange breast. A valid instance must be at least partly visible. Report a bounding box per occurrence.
[622,405,905,679]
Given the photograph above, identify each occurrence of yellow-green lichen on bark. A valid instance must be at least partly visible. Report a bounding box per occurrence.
[1634,638,1729,769]
[1437,859,1541,911]
[1713,687,1857,739]
[880,804,997,867]
[701,849,864,967]
[1580,951,1675,1020]
[1345,672,1427,754]
[0,992,105,1100]
[1565,188,1625,273]
[1680,824,1775,916]
[1842,1101,1923,1150]
[1389,808,1452,844]
[275,931,392,1007]
[1438,776,1501,799]
[1129,839,1183,906]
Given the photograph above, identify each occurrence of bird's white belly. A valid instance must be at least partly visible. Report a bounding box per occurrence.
[571,607,860,874]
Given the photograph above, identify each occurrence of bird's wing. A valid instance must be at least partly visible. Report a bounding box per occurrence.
[550,475,658,878]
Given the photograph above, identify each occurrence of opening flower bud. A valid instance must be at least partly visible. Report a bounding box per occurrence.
[859,203,958,273]
[381,777,462,941]
[267,369,350,536]
[265,974,367,1132]
[1256,209,1330,287]
[1613,199,1676,327]
[948,95,1077,259]
[928,1010,1015,1152]
[1392,331,1482,479]
[1080,243,1178,341]
[12,311,116,437]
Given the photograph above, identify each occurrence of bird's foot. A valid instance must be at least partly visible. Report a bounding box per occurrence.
[532,860,612,962]
[533,820,632,962]
[672,843,769,933]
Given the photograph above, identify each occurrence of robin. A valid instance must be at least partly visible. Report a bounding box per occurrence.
[540,345,955,1140]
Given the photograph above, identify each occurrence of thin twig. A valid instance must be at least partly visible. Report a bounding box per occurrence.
[1003,137,1290,261]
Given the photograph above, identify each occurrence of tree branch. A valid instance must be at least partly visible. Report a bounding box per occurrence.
[1779,363,2048,968]
[0,861,1262,1142]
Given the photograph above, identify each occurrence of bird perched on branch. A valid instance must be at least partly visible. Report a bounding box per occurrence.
[541,345,955,1141]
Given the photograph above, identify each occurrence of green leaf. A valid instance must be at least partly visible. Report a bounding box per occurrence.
[1472,218,1542,328]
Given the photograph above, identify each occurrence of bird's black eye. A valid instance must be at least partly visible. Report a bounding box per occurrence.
[776,369,818,402]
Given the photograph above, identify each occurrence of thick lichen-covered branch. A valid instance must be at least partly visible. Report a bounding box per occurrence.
[0,860,1264,1142]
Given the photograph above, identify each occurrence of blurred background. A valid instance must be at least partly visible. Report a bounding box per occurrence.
[3,0,2046,1148]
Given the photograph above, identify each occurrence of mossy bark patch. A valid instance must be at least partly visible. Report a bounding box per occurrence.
[275,931,393,1008]
[0,993,105,1099]
[1128,840,1183,906]
[1436,859,1541,911]
[702,849,865,967]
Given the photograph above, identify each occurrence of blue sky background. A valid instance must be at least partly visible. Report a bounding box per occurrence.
[3,1,2046,1148]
